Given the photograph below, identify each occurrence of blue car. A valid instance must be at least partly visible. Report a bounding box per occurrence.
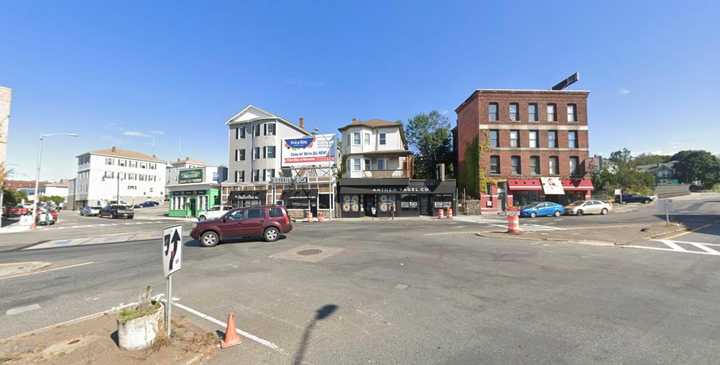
[519,202,565,218]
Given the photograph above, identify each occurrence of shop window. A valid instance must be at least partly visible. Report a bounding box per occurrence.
[378,195,396,214]
[433,194,453,209]
[400,194,418,211]
[342,195,360,212]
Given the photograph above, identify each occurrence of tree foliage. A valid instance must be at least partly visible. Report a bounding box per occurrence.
[593,148,656,195]
[630,153,672,167]
[405,111,454,179]
[40,195,65,205]
[2,188,27,207]
[671,150,720,187]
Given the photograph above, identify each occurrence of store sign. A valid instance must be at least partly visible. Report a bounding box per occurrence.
[270,176,309,185]
[179,168,204,184]
[540,177,565,195]
[371,186,430,193]
[282,134,336,167]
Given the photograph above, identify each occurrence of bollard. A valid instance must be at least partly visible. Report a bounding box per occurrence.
[305,209,313,223]
[446,208,453,219]
[437,208,445,219]
[317,211,325,223]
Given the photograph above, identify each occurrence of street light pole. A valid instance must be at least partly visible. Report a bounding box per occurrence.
[30,133,79,229]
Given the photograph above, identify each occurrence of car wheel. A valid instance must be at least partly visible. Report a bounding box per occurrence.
[198,215,206,222]
[530,212,537,218]
[577,210,584,216]
[601,208,608,215]
[553,210,561,217]
[264,227,280,242]
[200,231,220,247]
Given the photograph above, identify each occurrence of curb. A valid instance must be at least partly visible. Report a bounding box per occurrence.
[474,232,616,246]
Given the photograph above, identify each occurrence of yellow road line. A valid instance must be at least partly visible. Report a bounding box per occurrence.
[663,223,713,240]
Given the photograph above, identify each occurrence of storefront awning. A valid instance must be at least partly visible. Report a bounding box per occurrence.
[562,179,594,191]
[508,179,542,191]
[432,181,456,194]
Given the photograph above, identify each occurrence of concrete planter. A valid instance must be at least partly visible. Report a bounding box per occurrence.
[117,304,162,351]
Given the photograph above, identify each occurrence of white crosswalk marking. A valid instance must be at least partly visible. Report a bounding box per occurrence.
[624,239,720,256]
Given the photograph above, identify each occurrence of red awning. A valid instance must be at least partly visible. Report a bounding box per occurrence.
[507,179,542,191]
[561,179,594,191]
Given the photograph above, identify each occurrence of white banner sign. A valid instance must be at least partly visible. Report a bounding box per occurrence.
[541,177,565,195]
[162,225,183,277]
[281,134,336,167]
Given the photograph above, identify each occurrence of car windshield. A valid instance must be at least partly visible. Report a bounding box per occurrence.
[115,205,128,210]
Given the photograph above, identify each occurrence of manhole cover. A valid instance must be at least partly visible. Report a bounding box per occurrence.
[297,249,322,256]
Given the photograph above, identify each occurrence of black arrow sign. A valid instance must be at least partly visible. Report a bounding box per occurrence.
[169,229,181,271]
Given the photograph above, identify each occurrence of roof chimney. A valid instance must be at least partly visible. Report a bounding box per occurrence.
[352,118,357,122]
[111,146,117,152]
[299,117,304,129]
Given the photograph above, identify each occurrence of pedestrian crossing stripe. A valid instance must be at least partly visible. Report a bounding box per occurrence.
[624,239,720,256]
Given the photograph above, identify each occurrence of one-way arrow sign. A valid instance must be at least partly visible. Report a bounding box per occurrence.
[162,225,183,277]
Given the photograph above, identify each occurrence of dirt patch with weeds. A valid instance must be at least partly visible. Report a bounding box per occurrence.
[0,313,217,364]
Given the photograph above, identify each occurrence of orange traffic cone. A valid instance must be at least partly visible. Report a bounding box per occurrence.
[220,312,241,348]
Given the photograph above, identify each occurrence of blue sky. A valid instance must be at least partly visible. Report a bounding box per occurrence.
[1,0,718,180]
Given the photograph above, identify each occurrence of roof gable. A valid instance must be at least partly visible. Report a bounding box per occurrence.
[225,104,310,135]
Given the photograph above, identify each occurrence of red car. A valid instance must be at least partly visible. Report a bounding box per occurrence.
[4,205,29,217]
[190,206,292,247]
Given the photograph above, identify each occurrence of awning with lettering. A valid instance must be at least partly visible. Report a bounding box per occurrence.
[507,179,542,191]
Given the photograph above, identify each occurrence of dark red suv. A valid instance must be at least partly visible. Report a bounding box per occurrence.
[190,205,293,247]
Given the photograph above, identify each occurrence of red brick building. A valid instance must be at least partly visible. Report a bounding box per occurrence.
[455,89,592,209]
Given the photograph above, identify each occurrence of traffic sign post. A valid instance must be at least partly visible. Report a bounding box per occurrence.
[162,225,183,337]
[657,199,673,225]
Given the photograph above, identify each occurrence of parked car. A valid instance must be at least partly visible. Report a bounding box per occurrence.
[620,194,654,204]
[520,202,565,218]
[99,204,134,219]
[134,201,159,208]
[191,206,292,246]
[197,205,233,221]
[565,200,612,215]
[80,206,101,216]
[4,205,30,217]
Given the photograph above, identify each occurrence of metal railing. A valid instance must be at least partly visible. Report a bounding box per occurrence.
[361,170,409,178]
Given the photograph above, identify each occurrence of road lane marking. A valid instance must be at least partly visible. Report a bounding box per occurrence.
[6,304,41,316]
[624,239,720,256]
[165,299,281,351]
[0,261,95,280]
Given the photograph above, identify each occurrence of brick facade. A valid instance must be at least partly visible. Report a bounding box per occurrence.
[456,89,590,197]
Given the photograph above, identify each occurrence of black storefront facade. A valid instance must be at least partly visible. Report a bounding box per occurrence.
[338,178,456,218]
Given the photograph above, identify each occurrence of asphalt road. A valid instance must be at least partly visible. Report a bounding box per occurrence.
[2,199,720,364]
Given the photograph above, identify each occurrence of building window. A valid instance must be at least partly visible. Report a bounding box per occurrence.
[379,133,387,145]
[254,124,261,136]
[568,131,578,148]
[240,126,246,138]
[490,155,500,175]
[266,146,276,159]
[364,158,371,170]
[549,157,558,175]
[488,103,499,122]
[240,149,246,161]
[105,158,114,165]
[253,169,260,182]
[267,123,276,135]
[509,103,519,121]
[528,103,538,122]
[238,170,245,182]
[353,132,361,145]
[511,156,521,175]
[262,169,267,182]
[510,130,519,148]
[567,104,577,122]
[267,169,275,179]
[254,147,261,159]
[548,130,557,148]
[547,103,557,121]
[353,159,361,171]
[530,156,540,175]
[365,133,371,145]
[377,159,386,170]
[489,130,499,148]
[529,130,538,148]
[570,156,580,176]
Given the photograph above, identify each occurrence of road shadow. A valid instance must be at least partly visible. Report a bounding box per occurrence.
[184,235,288,248]
[655,214,720,237]
[293,304,338,365]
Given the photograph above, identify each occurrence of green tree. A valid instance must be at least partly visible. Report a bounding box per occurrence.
[631,153,672,167]
[2,188,27,207]
[593,149,656,196]
[405,111,453,179]
[40,195,65,206]
[671,150,720,187]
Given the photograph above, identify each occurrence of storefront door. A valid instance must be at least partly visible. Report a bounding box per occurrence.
[363,194,376,216]
[190,198,197,217]
[419,195,432,215]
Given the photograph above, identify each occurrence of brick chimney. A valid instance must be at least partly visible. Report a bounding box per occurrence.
[111,146,117,152]
[299,117,304,129]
